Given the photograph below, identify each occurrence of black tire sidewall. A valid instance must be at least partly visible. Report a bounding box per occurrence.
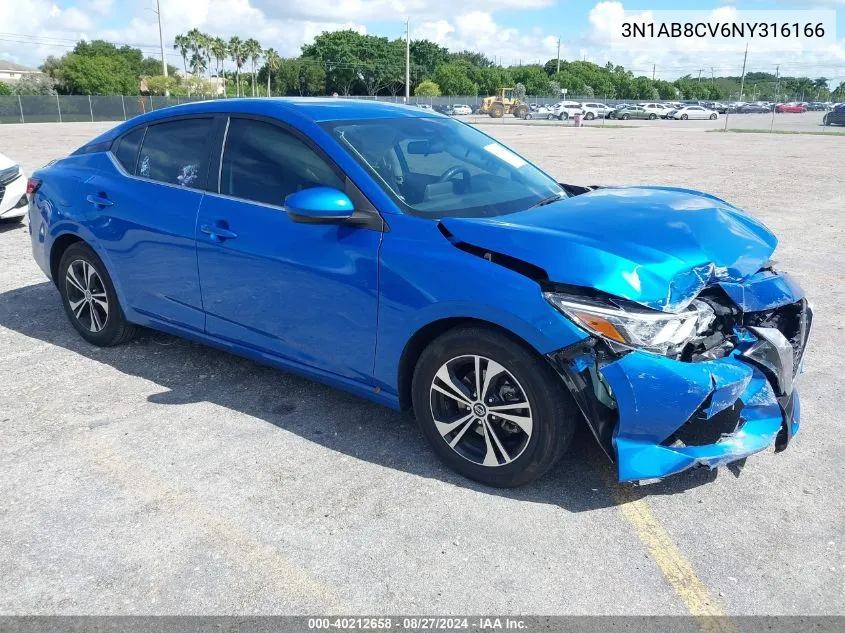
[58,242,128,346]
[411,328,575,487]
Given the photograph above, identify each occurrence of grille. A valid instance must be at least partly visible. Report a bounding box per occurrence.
[745,299,812,376]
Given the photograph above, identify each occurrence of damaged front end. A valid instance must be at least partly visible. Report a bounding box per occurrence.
[545,269,813,482]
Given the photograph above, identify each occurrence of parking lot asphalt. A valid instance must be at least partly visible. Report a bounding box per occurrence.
[0,121,843,616]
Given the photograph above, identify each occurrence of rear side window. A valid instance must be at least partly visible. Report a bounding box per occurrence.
[112,127,145,174]
[220,118,343,207]
[136,118,212,187]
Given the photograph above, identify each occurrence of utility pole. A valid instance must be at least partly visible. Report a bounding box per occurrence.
[711,67,714,84]
[556,38,561,74]
[404,18,410,103]
[738,42,749,101]
[155,0,167,78]
[698,69,703,83]
[770,65,779,132]
[652,64,655,81]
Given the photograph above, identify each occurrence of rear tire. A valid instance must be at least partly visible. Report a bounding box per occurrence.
[558,112,568,121]
[585,112,595,121]
[411,327,577,487]
[621,114,630,120]
[648,113,657,120]
[58,242,138,347]
[710,113,717,120]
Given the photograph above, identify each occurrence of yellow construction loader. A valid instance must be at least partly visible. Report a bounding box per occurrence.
[479,87,530,118]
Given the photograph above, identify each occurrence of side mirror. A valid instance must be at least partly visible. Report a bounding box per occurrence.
[285,187,354,224]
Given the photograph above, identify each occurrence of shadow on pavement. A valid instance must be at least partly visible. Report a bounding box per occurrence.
[0,281,724,512]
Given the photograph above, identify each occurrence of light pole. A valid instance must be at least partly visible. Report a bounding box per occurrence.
[145,0,169,95]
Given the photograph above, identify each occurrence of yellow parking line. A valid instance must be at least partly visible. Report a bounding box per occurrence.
[611,481,736,633]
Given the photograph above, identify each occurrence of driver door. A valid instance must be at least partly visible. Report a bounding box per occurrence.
[195,116,383,383]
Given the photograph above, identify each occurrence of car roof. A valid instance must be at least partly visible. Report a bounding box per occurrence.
[84,98,440,145]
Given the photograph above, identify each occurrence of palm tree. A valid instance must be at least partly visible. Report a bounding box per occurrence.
[210,37,228,97]
[173,34,190,77]
[813,77,829,100]
[265,48,281,96]
[244,38,262,97]
[229,36,246,97]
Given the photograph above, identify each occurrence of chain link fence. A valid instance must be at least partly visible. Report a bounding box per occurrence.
[0,94,838,135]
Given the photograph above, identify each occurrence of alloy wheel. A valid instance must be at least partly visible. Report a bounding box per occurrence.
[429,355,533,467]
[65,259,109,333]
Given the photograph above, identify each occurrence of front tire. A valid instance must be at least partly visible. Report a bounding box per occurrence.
[58,242,138,347]
[411,327,576,487]
[621,114,630,120]
[558,112,568,121]
[585,112,595,121]
[681,114,689,120]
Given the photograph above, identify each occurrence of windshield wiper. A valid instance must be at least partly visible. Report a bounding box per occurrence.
[529,193,564,209]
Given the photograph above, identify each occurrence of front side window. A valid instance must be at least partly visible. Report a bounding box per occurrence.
[136,118,212,187]
[220,118,343,207]
[324,117,563,219]
[113,126,145,174]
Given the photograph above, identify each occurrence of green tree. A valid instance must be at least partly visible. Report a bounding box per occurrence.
[143,75,178,96]
[55,54,135,94]
[409,40,449,83]
[414,79,441,97]
[449,50,494,68]
[433,63,477,95]
[302,30,362,95]
[510,65,551,95]
[0,81,12,95]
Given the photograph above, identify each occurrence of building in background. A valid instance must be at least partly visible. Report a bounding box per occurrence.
[0,60,45,83]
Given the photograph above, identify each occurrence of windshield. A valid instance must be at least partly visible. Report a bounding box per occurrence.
[322,117,564,218]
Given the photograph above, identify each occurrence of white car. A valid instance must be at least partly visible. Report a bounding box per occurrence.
[639,103,673,118]
[581,102,615,120]
[671,105,719,120]
[553,101,585,120]
[451,104,472,115]
[0,152,27,222]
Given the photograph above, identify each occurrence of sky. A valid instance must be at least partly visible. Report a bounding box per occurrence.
[1,1,843,83]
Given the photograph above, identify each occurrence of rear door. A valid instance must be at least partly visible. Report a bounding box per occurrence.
[195,115,382,383]
[83,116,215,331]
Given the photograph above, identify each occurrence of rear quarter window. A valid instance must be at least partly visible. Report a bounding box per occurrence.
[112,127,145,174]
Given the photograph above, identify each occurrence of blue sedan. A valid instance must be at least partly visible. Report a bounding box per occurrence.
[27,99,811,486]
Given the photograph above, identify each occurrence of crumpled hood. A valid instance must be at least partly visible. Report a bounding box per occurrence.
[440,186,777,312]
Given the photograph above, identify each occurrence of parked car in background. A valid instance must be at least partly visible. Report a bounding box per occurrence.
[638,103,672,118]
[671,105,719,120]
[0,152,27,223]
[27,99,812,486]
[807,102,828,111]
[451,104,472,116]
[525,105,557,120]
[580,102,614,120]
[611,105,658,120]
[553,101,585,121]
[823,104,845,126]
[776,103,807,113]
[737,104,771,114]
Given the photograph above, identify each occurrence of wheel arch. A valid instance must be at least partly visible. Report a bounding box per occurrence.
[49,233,85,284]
[397,316,542,412]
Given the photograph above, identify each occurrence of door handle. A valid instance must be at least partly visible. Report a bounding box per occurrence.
[201,223,238,241]
[86,194,113,207]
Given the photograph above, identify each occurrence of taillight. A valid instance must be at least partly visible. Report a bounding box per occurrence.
[26,178,41,196]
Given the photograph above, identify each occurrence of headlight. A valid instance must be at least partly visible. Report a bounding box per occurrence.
[544,292,714,355]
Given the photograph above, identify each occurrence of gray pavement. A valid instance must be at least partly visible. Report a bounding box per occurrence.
[0,122,843,616]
